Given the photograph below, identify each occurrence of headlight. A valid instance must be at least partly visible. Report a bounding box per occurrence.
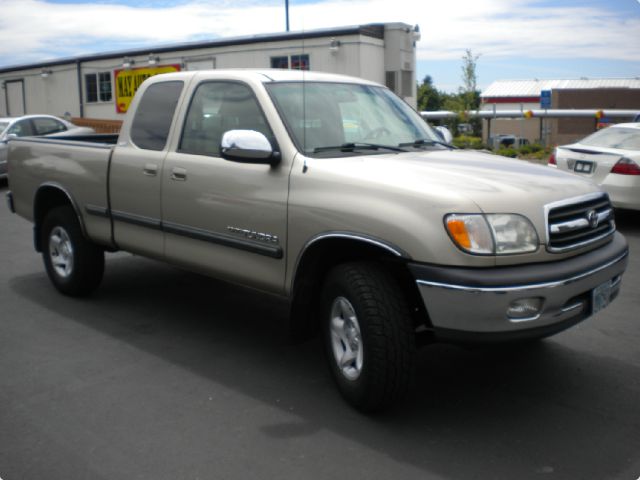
[445,213,539,255]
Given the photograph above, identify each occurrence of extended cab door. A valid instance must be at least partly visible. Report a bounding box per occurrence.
[161,80,289,294]
[109,80,184,258]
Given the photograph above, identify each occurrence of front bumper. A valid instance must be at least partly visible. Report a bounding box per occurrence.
[410,233,628,342]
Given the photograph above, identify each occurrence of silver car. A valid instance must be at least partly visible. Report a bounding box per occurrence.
[0,115,94,179]
[549,123,640,211]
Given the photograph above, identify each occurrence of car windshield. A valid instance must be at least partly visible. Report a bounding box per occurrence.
[265,82,441,157]
[580,126,640,150]
[0,121,10,134]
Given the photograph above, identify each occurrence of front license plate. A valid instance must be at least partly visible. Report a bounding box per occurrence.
[592,280,612,314]
[574,160,594,174]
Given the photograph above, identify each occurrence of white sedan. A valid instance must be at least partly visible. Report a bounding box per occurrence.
[0,115,95,179]
[549,123,640,211]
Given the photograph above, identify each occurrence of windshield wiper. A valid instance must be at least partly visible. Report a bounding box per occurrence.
[399,139,456,149]
[313,142,408,153]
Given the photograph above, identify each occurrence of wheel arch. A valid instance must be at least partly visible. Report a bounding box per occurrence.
[33,183,86,252]
[288,233,427,342]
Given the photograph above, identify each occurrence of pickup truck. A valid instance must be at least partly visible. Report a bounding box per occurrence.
[6,70,629,412]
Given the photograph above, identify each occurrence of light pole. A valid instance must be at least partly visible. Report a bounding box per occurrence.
[285,0,290,31]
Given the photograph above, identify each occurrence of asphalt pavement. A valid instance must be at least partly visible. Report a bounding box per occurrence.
[1,180,639,480]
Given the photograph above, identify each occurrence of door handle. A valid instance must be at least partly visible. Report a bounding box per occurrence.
[171,167,187,181]
[143,163,158,176]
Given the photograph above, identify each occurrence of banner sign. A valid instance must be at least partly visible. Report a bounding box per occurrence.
[114,64,181,113]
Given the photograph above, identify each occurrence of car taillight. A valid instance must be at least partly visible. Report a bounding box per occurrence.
[611,157,640,175]
[548,150,557,166]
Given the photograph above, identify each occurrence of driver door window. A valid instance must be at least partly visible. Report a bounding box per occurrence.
[179,81,274,157]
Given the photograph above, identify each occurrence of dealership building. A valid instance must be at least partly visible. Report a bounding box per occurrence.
[0,23,420,124]
[480,78,640,146]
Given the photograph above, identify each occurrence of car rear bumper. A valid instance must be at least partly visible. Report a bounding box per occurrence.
[409,233,628,342]
[602,174,640,211]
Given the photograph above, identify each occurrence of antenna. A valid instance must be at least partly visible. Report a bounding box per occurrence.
[301,18,307,162]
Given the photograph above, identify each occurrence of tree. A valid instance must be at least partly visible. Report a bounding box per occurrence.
[417,75,443,112]
[458,49,482,135]
[460,49,481,111]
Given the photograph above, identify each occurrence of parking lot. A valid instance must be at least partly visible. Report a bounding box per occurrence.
[1,179,639,480]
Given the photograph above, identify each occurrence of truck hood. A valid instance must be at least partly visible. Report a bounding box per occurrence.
[296,148,606,267]
[317,149,600,215]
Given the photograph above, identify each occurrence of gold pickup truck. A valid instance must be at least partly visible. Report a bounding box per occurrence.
[6,70,629,412]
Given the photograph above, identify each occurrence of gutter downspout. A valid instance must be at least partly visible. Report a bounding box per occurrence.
[76,60,84,117]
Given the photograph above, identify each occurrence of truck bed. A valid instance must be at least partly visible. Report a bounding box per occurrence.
[8,136,116,248]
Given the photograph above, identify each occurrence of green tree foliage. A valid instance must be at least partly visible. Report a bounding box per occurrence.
[416,50,482,135]
[460,49,481,111]
[417,75,443,112]
[458,49,481,135]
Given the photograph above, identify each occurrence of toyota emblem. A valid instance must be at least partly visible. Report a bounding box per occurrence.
[587,209,599,229]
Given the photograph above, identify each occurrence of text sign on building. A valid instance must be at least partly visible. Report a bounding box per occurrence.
[540,90,551,109]
[114,64,181,113]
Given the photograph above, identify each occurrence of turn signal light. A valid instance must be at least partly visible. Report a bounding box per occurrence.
[611,157,640,175]
[446,219,472,249]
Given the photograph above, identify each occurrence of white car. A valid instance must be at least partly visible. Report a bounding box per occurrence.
[0,115,95,179]
[549,123,640,211]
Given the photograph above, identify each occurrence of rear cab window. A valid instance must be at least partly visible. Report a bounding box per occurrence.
[130,81,184,151]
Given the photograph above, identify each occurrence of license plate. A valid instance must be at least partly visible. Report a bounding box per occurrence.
[592,280,612,314]
[574,160,594,174]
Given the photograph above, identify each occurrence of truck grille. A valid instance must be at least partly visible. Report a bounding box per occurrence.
[546,193,615,252]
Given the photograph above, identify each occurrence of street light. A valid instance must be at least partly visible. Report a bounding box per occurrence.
[285,0,289,32]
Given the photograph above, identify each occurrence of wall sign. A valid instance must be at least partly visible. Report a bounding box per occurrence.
[114,64,181,113]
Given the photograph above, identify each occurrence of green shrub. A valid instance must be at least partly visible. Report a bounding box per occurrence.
[528,143,543,153]
[452,135,486,149]
[495,147,518,158]
[519,144,533,155]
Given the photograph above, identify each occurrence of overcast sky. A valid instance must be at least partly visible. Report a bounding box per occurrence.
[1,0,639,92]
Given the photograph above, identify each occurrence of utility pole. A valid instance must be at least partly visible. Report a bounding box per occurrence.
[285,0,290,32]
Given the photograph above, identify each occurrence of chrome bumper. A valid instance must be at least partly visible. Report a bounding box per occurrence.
[410,233,628,342]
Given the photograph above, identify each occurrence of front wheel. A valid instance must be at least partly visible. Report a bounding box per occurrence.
[41,206,104,296]
[321,262,415,412]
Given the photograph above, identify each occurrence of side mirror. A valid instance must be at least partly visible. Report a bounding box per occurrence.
[434,126,453,144]
[220,130,280,165]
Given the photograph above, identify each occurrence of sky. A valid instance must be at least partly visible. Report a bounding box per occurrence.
[0,0,639,92]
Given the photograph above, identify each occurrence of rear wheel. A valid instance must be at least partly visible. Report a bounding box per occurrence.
[321,262,415,412]
[41,206,104,296]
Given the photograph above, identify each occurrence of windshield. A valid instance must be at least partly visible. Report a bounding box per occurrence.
[0,121,9,135]
[265,82,441,156]
[580,126,640,150]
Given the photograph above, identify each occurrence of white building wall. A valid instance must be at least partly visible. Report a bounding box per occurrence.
[1,25,415,120]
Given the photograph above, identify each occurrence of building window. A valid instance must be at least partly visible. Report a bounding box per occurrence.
[271,56,289,69]
[291,54,310,70]
[85,72,112,103]
[270,55,310,71]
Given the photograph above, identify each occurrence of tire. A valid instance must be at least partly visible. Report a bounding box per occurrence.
[41,205,104,296]
[321,262,415,412]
